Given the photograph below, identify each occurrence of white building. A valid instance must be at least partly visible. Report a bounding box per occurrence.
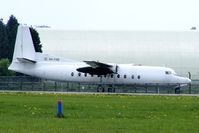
[38,29,199,79]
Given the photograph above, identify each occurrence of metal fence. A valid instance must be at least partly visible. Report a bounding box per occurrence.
[0,76,198,94]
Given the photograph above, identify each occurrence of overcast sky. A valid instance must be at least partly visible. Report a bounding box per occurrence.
[1,0,199,30]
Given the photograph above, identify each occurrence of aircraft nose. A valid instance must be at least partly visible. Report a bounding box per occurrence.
[182,77,191,84]
[177,77,191,84]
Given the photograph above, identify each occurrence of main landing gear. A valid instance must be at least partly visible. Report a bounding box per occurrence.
[97,85,115,93]
[97,85,105,92]
[108,86,115,92]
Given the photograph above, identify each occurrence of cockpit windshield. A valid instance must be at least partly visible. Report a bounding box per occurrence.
[165,71,172,75]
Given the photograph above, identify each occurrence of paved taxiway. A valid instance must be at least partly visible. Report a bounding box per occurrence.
[1,90,199,97]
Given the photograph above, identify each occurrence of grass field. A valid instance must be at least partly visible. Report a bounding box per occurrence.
[1,92,199,133]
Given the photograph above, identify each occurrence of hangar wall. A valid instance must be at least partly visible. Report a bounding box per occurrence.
[38,29,199,79]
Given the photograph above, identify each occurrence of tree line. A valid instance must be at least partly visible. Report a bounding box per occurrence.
[0,15,43,76]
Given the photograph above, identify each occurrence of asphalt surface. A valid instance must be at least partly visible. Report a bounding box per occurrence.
[1,90,199,97]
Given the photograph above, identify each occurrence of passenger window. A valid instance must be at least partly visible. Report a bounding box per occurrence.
[137,75,140,79]
[104,75,106,78]
[124,75,127,79]
[78,73,81,77]
[117,74,120,78]
[131,75,134,79]
[111,74,113,78]
[84,73,87,77]
[71,72,74,76]
[91,74,93,77]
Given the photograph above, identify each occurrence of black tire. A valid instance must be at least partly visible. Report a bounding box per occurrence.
[108,88,115,93]
[175,87,181,94]
[97,86,105,92]
[113,88,115,92]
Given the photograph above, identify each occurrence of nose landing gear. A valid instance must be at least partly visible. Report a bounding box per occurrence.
[175,87,181,94]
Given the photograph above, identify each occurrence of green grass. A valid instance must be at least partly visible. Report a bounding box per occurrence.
[0,92,199,133]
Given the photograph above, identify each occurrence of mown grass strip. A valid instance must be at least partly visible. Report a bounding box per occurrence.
[0,92,199,133]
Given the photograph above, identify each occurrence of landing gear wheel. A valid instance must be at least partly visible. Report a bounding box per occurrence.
[97,86,105,92]
[108,88,115,93]
[175,87,181,94]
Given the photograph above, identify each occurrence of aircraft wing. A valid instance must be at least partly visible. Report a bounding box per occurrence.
[77,61,114,75]
[84,61,112,68]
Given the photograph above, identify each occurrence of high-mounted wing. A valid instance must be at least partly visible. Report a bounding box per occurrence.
[84,61,112,68]
[77,61,115,75]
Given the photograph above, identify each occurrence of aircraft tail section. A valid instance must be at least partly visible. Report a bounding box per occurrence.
[9,25,36,72]
[12,25,36,62]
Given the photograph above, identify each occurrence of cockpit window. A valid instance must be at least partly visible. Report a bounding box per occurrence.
[165,71,172,75]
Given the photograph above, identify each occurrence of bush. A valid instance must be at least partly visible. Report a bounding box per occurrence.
[0,58,15,76]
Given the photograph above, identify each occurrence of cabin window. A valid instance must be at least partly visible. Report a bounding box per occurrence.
[111,74,113,78]
[165,71,171,75]
[124,75,127,79]
[84,73,87,77]
[131,75,134,79]
[117,74,120,78]
[137,75,140,79]
[71,72,74,76]
[78,73,81,77]
[91,74,93,77]
[104,75,106,78]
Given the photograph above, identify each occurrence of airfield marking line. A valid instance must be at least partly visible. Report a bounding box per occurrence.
[0,90,199,97]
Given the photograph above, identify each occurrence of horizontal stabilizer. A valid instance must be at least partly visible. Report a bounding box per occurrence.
[17,58,36,64]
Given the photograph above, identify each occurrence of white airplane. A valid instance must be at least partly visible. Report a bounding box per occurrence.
[9,25,191,93]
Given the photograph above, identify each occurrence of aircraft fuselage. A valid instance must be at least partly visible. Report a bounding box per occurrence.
[12,61,190,87]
